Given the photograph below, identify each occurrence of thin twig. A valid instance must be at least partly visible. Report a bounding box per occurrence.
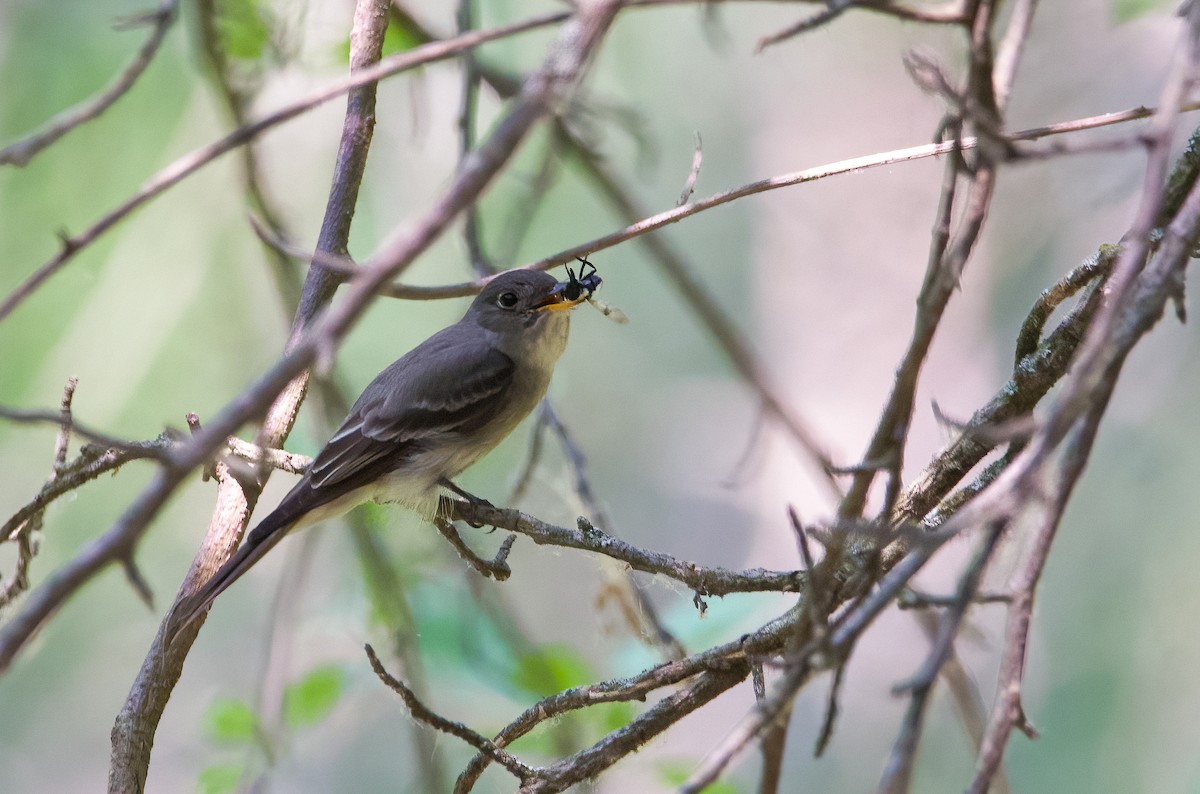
[522,667,750,794]
[0,378,82,608]
[522,101,1200,278]
[0,1,179,167]
[841,0,1003,522]
[223,438,311,475]
[992,0,1039,113]
[897,589,1011,609]
[456,603,805,791]
[909,608,1011,794]
[194,0,301,310]
[970,17,1200,784]
[562,126,843,501]
[257,103,1200,304]
[877,522,1004,794]
[0,404,177,460]
[756,0,966,51]
[366,643,534,783]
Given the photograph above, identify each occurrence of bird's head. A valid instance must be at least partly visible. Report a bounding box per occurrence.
[467,268,597,332]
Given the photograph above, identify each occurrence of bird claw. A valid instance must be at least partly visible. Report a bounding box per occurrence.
[459,494,494,528]
[437,479,495,527]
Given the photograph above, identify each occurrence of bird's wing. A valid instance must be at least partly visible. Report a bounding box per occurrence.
[307,328,516,491]
[167,328,518,639]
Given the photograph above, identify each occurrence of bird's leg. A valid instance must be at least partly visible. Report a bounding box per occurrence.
[438,477,494,528]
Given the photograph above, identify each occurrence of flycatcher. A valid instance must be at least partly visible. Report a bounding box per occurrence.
[170,268,595,635]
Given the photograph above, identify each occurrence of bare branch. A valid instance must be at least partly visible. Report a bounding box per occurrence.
[0,0,628,681]
[992,0,1039,112]
[0,404,176,460]
[451,502,805,597]
[878,522,1003,794]
[0,6,579,325]
[757,0,967,52]
[561,125,844,502]
[970,19,1200,784]
[504,101,1200,285]
[433,515,516,580]
[522,666,749,793]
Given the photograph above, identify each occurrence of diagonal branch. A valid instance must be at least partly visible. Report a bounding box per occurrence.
[107,3,400,790]
[0,6,577,325]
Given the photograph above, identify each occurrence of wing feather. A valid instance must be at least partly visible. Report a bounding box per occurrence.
[307,326,514,491]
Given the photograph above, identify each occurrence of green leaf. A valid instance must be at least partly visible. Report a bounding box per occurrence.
[381,17,424,56]
[215,0,271,60]
[1111,0,1170,23]
[335,13,427,63]
[284,665,346,727]
[593,700,636,735]
[203,698,260,744]
[511,644,594,698]
[197,764,244,794]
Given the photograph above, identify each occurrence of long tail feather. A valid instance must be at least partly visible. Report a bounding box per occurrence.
[165,511,295,642]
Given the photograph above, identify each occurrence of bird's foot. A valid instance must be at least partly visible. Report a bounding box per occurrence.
[438,478,494,527]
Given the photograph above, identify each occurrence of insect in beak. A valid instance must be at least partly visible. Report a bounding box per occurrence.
[535,257,604,312]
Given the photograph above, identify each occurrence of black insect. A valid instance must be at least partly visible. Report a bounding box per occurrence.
[562,256,602,301]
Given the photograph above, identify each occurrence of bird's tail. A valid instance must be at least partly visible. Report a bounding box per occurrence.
[164,512,295,643]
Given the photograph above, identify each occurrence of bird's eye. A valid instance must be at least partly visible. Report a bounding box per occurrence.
[496,291,519,309]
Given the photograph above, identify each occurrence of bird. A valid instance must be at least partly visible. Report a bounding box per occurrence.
[168,267,596,637]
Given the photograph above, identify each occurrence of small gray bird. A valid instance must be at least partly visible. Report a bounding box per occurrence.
[170,268,595,635]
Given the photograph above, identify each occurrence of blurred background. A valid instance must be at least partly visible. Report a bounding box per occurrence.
[1,0,1197,791]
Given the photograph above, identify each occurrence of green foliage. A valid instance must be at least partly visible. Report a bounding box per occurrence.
[512,644,594,697]
[658,760,740,794]
[1110,0,1171,23]
[593,700,636,734]
[283,664,347,728]
[214,0,271,60]
[505,647,639,755]
[382,16,425,56]
[197,763,245,794]
[203,697,261,744]
[335,12,424,63]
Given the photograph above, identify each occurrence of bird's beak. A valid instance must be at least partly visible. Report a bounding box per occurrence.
[533,282,589,313]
